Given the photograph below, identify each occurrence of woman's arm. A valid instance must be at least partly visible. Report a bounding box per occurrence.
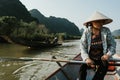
[106,28,116,56]
[80,28,89,61]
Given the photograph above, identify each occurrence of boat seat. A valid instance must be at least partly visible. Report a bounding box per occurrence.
[108,61,116,72]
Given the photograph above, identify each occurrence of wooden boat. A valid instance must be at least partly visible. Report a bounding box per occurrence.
[15,40,62,48]
[11,37,62,48]
[45,54,120,80]
[26,42,62,48]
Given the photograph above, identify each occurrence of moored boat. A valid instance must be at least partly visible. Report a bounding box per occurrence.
[45,54,120,80]
[26,42,62,48]
[15,40,62,48]
[11,37,62,48]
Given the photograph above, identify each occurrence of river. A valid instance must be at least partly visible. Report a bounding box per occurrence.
[0,39,120,80]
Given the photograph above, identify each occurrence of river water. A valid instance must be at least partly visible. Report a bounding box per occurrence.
[0,39,120,80]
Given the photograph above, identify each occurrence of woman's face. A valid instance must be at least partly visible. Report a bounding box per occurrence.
[92,21,103,30]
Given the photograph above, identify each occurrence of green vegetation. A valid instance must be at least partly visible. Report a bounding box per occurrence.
[0,16,53,43]
[114,36,120,39]
[0,16,81,44]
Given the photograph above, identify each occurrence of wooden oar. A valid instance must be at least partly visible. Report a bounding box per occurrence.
[0,57,120,66]
[18,57,87,64]
[0,57,33,62]
[0,57,86,63]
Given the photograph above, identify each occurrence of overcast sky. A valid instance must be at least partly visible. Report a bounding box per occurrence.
[19,0,120,31]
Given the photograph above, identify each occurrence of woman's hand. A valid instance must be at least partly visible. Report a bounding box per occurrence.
[101,54,110,61]
[85,58,94,66]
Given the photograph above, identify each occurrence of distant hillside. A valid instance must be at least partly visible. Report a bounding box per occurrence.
[0,0,80,36]
[112,29,120,37]
[0,0,37,22]
[29,9,80,36]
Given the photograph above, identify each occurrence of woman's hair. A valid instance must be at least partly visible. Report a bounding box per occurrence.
[86,23,93,28]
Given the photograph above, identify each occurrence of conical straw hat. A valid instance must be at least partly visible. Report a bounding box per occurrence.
[83,11,113,26]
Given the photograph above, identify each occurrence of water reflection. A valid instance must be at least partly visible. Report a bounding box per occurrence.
[0,40,81,80]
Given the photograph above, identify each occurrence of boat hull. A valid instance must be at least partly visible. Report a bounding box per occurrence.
[46,63,80,80]
[45,54,120,80]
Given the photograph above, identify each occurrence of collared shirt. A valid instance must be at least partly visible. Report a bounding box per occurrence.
[80,26,116,61]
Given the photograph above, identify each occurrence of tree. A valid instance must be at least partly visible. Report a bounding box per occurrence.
[0,16,19,35]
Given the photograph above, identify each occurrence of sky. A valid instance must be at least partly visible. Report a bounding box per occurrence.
[19,0,120,31]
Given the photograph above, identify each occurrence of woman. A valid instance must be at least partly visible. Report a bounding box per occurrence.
[79,11,116,80]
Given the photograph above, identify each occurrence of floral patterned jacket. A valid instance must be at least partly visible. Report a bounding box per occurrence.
[80,27,116,61]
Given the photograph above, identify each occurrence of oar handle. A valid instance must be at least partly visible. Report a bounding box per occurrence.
[109,58,120,62]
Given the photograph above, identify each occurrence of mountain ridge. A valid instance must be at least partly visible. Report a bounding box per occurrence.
[112,29,120,37]
[0,0,37,22]
[29,9,80,36]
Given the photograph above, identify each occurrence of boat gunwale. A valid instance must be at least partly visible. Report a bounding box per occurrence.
[45,54,120,80]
